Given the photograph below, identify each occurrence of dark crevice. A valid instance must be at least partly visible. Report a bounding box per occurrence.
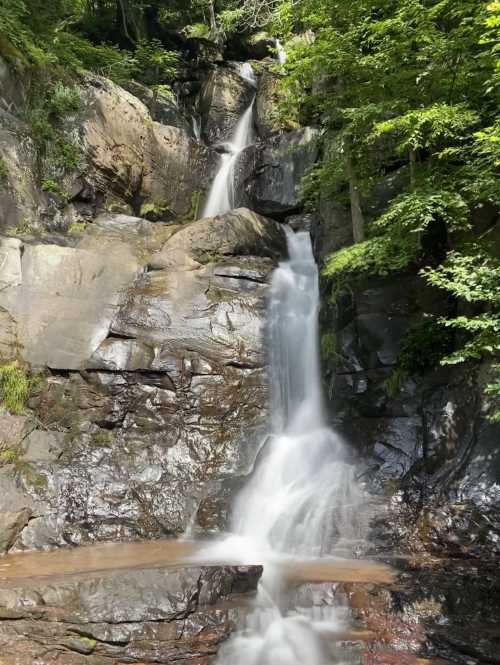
[105,331,137,341]
[213,271,266,284]
[225,360,262,370]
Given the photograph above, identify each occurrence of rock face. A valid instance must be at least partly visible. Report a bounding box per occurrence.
[0,561,261,664]
[254,70,283,139]
[81,76,217,222]
[0,209,285,550]
[234,127,319,217]
[0,110,46,233]
[321,272,500,559]
[0,71,219,232]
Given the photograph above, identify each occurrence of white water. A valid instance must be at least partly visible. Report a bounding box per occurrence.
[201,63,256,219]
[203,230,366,665]
[276,39,287,65]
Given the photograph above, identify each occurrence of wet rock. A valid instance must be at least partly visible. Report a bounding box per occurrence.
[234,127,319,217]
[0,562,261,664]
[0,209,284,549]
[321,265,500,557]
[199,65,255,145]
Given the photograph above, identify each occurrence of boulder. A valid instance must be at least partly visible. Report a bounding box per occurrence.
[0,558,261,664]
[243,32,276,60]
[81,76,218,222]
[0,237,141,370]
[234,127,319,217]
[122,80,192,133]
[254,70,283,138]
[199,66,255,145]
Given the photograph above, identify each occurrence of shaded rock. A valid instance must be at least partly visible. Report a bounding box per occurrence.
[243,32,276,60]
[0,469,33,553]
[254,69,283,138]
[0,209,284,548]
[0,56,27,115]
[0,113,45,233]
[199,66,255,145]
[322,267,500,557]
[123,80,192,133]
[234,127,319,217]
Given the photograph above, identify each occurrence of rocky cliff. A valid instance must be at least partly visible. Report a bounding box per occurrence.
[0,46,318,553]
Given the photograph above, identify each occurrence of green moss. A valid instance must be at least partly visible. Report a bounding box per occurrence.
[78,636,97,652]
[8,217,35,235]
[41,178,69,200]
[68,221,87,235]
[140,201,173,221]
[0,362,30,414]
[320,332,337,361]
[0,447,20,464]
[90,429,113,447]
[185,23,211,38]
[384,367,408,399]
[0,156,8,184]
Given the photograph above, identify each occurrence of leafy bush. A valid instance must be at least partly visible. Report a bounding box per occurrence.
[323,188,471,284]
[133,39,179,86]
[0,362,30,414]
[48,81,82,119]
[323,234,420,281]
[399,319,454,375]
[51,32,136,83]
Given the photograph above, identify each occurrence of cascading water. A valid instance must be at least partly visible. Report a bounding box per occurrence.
[230,230,365,560]
[201,63,256,219]
[205,229,366,665]
[276,38,287,65]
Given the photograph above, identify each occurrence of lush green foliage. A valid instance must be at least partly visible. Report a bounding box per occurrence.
[282,0,499,267]
[282,0,500,402]
[0,362,30,414]
[422,252,500,364]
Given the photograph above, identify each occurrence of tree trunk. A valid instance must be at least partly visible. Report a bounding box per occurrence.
[208,2,217,32]
[345,146,365,243]
[409,147,416,189]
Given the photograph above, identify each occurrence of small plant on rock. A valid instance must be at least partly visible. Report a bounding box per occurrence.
[0,362,30,414]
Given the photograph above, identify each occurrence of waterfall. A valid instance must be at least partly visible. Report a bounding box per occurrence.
[204,230,366,665]
[276,39,287,65]
[201,63,256,219]
[228,229,365,560]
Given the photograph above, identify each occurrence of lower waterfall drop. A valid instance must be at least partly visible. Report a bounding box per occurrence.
[212,229,366,665]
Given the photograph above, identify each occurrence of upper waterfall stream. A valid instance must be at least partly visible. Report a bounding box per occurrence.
[202,63,257,218]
